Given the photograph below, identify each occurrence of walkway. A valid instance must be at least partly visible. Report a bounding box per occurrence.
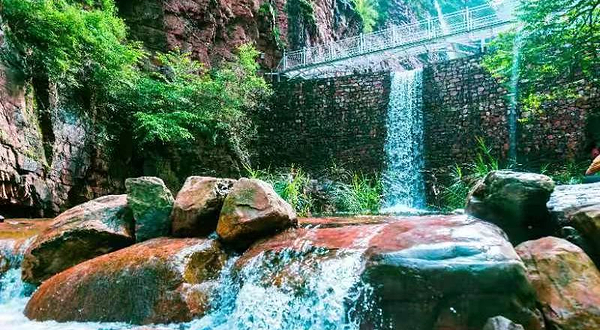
[277,1,517,79]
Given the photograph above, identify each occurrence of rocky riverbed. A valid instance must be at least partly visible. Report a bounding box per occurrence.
[1,172,600,330]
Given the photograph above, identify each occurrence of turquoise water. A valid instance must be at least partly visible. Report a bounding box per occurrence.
[0,234,381,330]
[381,69,427,214]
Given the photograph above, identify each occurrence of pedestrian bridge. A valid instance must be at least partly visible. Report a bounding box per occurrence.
[277,1,518,79]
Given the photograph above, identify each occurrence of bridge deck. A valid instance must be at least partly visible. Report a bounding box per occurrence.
[278,2,517,79]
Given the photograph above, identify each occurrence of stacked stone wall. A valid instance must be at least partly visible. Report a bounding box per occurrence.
[256,72,391,173]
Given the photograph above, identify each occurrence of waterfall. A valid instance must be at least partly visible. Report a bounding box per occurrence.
[507,32,523,163]
[434,0,457,60]
[0,227,385,330]
[381,69,426,214]
[189,227,386,330]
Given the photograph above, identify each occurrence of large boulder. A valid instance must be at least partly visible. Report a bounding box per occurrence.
[569,205,600,264]
[547,182,600,225]
[547,183,600,263]
[21,195,134,285]
[216,178,297,249]
[171,177,236,237]
[483,316,524,330]
[25,238,227,324]
[233,215,543,330]
[126,177,174,242]
[516,237,600,330]
[466,170,555,243]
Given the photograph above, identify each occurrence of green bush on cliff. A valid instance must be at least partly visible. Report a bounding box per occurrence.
[0,0,143,89]
[1,0,270,163]
[124,45,271,160]
[483,0,600,111]
[353,0,379,33]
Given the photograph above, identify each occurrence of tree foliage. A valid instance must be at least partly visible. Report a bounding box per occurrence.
[123,45,271,154]
[0,0,271,162]
[0,0,143,89]
[353,0,379,33]
[483,0,600,109]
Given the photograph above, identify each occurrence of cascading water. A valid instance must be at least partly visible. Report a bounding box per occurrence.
[434,0,457,60]
[189,226,386,330]
[507,31,523,163]
[381,69,426,214]
[0,227,385,330]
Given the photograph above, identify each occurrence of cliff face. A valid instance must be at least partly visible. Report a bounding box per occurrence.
[116,0,361,69]
[0,0,427,216]
[0,60,123,217]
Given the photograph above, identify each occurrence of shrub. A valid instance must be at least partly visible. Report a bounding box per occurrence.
[245,165,382,216]
[120,45,271,160]
[438,138,501,211]
[0,0,143,90]
[352,0,379,33]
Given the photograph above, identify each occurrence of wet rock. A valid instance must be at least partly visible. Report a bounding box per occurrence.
[0,219,51,277]
[216,178,297,250]
[483,316,524,330]
[547,183,600,263]
[21,195,134,284]
[126,177,174,242]
[171,176,236,237]
[25,238,227,324]
[238,215,544,330]
[466,170,555,244]
[547,182,600,225]
[568,205,600,264]
[516,237,600,330]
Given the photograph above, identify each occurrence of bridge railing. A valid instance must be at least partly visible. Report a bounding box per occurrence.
[278,3,515,73]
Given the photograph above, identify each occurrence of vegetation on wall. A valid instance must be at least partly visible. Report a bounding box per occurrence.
[259,2,286,50]
[352,0,379,33]
[0,0,270,167]
[483,0,600,111]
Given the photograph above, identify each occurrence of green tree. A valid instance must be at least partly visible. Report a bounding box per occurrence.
[121,45,271,163]
[353,0,379,33]
[483,0,600,109]
[0,0,143,90]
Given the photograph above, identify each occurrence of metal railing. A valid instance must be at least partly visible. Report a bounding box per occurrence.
[278,2,516,73]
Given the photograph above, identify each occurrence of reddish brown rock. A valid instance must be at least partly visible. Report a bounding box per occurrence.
[25,238,227,324]
[21,195,134,285]
[516,237,600,330]
[238,215,544,330]
[171,176,236,237]
[216,178,297,249]
[0,219,51,276]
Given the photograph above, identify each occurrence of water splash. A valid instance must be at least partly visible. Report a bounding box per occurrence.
[434,0,456,60]
[381,70,426,214]
[507,31,523,163]
[189,226,385,330]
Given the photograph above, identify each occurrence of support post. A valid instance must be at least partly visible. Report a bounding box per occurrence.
[427,18,433,39]
[359,33,365,52]
[302,47,307,66]
[282,50,287,70]
[329,43,334,61]
[465,7,471,31]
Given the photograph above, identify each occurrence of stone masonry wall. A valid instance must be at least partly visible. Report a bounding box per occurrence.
[256,72,391,173]
[423,56,599,204]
